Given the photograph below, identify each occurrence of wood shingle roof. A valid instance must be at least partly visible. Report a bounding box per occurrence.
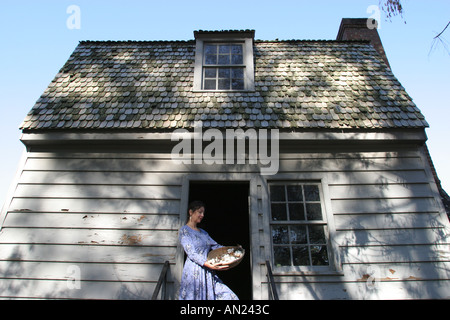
[20,38,428,131]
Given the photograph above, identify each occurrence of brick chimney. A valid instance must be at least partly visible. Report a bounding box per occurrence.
[336,18,390,69]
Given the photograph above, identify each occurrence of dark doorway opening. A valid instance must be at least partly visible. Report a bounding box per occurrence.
[188,181,252,300]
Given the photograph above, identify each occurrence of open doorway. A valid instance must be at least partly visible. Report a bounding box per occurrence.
[188,181,252,300]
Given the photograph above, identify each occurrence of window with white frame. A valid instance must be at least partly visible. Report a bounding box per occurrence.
[193,30,255,92]
[269,183,330,268]
[203,43,245,90]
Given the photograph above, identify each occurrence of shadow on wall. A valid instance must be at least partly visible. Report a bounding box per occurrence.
[0,151,180,299]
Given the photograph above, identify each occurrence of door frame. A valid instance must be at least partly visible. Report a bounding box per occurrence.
[175,173,261,300]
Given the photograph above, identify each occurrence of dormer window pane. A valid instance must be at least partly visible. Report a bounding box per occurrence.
[204,44,217,54]
[204,79,216,90]
[218,54,230,65]
[218,79,229,90]
[231,45,242,54]
[218,68,230,78]
[219,45,230,54]
[205,55,217,65]
[232,78,244,90]
[232,68,243,79]
[204,68,216,78]
[232,54,243,64]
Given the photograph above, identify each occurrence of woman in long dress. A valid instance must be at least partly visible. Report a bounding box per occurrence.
[178,201,238,300]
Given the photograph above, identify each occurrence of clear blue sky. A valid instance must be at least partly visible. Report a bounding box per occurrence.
[1,0,449,209]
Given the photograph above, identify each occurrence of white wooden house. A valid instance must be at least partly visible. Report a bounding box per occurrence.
[1,19,449,299]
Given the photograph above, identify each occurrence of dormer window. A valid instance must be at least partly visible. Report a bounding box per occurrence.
[193,30,255,92]
[203,43,244,90]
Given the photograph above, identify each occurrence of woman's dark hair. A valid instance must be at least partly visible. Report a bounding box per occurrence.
[188,200,205,213]
[187,200,205,222]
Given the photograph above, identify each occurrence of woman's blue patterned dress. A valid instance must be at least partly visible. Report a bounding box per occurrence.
[178,225,238,300]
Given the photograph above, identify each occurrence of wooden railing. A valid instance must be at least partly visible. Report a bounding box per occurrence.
[151,261,170,300]
[265,260,279,300]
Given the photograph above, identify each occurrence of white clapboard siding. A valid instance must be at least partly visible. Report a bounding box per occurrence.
[334,228,448,246]
[1,147,449,299]
[330,198,437,214]
[0,228,178,246]
[0,260,175,299]
[268,262,450,284]
[329,183,433,199]
[3,212,179,229]
[9,198,180,214]
[0,279,173,300]
[19,171,183,186]
[14,184,181,200]
[263,148,450,300]
[0,151,183,299]
[327,170,430,185]
[334,212,448,230]
[341,244,450,263]
[23,155,423,173]
[0,261,170,282]
[263,279,450,300]
[0,244,175,264]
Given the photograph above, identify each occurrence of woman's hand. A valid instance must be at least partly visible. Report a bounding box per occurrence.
[204,261,230,271]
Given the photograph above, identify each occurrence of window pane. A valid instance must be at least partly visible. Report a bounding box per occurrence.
[274,246,291,266]
[309,225,326,244]
[271,203,287,221]
[232,54,243,64]
[270,185,285,201]
[204,79,216,90]
[231,44,243,54]
[218,78,230,90]
[311,245,329,265]
[204,44,217,54]
[218,54,230,65]
[204,68,216,78]
[290,225,307,244]
[205,55,217,65]
[272,225,289,244]
[218,68,230,78]
[287,185,303,201]
[231,68,244,79]
[231,79,244,90]
[288,203,305,220]
[306,203,323,220]
[304,185,320,201]
[292,246,310,266]
[219,45,230,54]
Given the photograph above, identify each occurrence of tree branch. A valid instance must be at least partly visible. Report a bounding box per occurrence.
[434,21,450,39]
